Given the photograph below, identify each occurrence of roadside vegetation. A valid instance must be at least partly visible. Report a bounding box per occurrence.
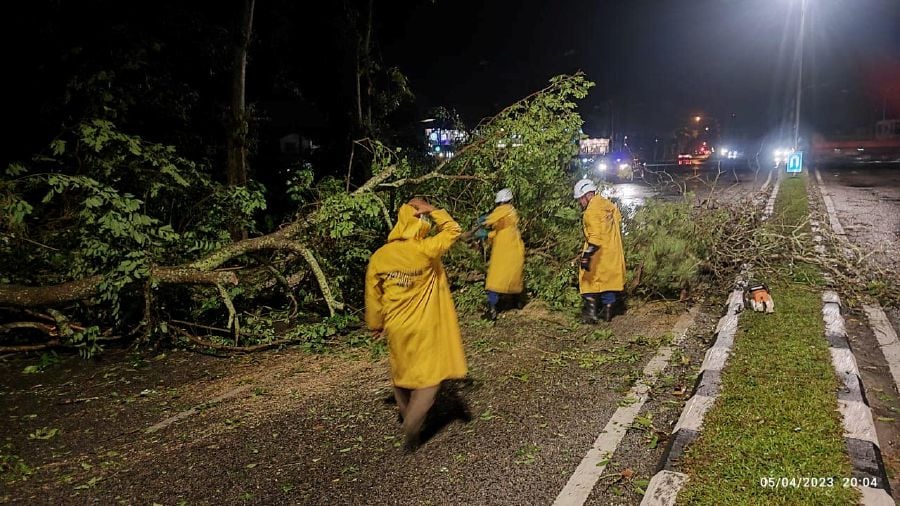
[1,68,765,359]
[678,175,857,505]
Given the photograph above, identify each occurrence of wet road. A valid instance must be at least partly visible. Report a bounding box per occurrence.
[600,161,772,211]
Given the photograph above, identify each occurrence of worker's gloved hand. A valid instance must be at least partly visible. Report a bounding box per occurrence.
[580,244,599,270]
[474,228,489,240]
[477,213,489,226]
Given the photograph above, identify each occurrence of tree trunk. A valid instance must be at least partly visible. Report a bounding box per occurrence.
[363,0,374,130]
[226,0,256,240]
[0,268,238,307]
[353,0,374,136]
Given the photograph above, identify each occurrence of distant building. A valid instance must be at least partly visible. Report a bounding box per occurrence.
[579,137,610,156]
[425,127,468,158]
[422,118,468,158]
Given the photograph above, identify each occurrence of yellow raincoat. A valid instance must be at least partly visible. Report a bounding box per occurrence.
[484,204,525,294]
[579,195,626,294]
[365,205,468,389]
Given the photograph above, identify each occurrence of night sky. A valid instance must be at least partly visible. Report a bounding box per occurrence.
[4,0,900,167]
[378,0,900,138]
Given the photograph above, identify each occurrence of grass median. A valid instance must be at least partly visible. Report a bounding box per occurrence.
[677,174,858,505]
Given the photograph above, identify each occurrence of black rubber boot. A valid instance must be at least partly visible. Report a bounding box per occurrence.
[581,297,598,324]
[602,304,613,322]
[515,294,525,310]
[482,304,498,321]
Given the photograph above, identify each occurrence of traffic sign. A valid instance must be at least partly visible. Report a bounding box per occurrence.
[786,151,803,173]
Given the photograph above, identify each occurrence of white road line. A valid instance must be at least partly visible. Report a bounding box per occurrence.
[146,384,253,433]
[862,305,900,394]
[553,307,699,506]
[814,169,845,235]
[762,174,779,220]
[759,165,774,193]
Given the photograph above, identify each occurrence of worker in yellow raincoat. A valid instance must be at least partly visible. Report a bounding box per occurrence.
[480,188,525,321]
[573,179,626,323]
[365,197,468,450]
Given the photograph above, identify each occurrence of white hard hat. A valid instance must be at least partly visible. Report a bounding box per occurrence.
[495,188,513,203]
[573,178,597,199]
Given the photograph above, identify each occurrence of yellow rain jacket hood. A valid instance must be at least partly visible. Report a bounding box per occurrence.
[387,204,432,242]
[579,195,626,294]
[484,203,525,294]
[365,205,467,389]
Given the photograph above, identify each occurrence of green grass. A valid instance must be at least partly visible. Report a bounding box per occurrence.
[677,174,858,505]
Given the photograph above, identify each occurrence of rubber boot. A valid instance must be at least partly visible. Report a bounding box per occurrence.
[602,304,613,322]
[581,297,598,324]
[515,294,525,310]
[482,304,498,322]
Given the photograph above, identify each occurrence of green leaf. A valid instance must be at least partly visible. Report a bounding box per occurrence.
[50,139,66,156]
[5,162,27,176]
[28,427,60,440]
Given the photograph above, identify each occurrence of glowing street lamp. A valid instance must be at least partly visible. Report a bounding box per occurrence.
[793,0,808,150]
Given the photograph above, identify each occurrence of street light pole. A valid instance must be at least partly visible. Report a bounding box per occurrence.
[793,0,808,150]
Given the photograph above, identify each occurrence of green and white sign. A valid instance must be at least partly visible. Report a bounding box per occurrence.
[786,151,803,173]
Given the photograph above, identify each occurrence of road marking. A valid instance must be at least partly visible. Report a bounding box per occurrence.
[759,165,774,193]
[862,305,900,394]
[146,384,253,433]
[762,170,780,220]
[814,169,845,235]
[553,307,699,506]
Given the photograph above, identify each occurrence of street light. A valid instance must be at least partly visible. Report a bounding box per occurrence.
[694,116,702,123]
[793,0,808,150]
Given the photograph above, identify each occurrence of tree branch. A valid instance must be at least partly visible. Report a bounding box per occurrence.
[0,267,237,308]
[0,321,57,335]
[173,325,298,353]
[216,282,240,344]
[377,173,487,189]
[0,340,61,353]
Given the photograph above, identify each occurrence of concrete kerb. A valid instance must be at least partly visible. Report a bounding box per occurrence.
[822,292,893,501]
[809,173,894,502]
[638,285,744,506]
[640,173,778,505]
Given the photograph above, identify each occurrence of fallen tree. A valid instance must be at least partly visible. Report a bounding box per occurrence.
[0,74,599,354]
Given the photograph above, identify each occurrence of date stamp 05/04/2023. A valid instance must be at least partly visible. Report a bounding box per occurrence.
[759,476,879,489]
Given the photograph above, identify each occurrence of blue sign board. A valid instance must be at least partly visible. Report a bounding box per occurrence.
[786,151,803,173]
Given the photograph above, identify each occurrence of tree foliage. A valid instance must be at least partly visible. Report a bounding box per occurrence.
[2,70,755,355]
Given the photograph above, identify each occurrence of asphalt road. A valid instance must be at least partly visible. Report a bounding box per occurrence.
[816,164,900,285]
[600,160,771,210]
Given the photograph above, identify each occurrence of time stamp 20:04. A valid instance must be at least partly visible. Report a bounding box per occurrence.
[760,477,879,488]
